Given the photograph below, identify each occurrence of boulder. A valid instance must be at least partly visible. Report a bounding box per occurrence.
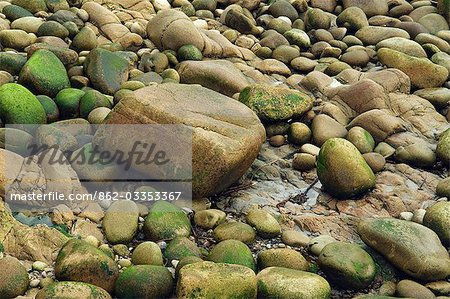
[103,200,139,244]
[96,83,265,198]
[377,48,448,88]
[55,239,119,292]
[257,267,331,299]
[114,265,174,298]
[0,256,29,298]
[36,282,112,299]
[177,261,257,298]
[423,202,450,246]
[239,84,313,122]
[358,218,450,281]
[317,138,375,198]
[84,48,129,95]
[18,49,70,97]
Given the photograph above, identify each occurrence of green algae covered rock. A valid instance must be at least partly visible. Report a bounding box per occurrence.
[177,261,257,299]
[0,83,46,124]
[0,256,29,298]
[239,84,314,122]
[317,138,375,198]
[36,281,111,299]
[114,265,174,298]
[208,239,256,272]
[19,49,70,97]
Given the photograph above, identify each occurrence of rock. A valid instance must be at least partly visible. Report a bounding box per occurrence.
[194,209,226,229]
[396,279,436,299]
[362,152,386,173]
[358,218,450,281]
[0,53,27,76]
[176,256,204,276]
[436,177,450,198]
[222,6,259,35]
[394,143,436,168]
[177,261,257,298]
[88,107,111,124]
[437,129,450,164]
[414,88,450,108]
[269,0,298,21]
[143,201,191,241]
[257,248,308,270]
[208,239,256,271]
[343,0,388,17]
[245,209,281,238]
[287,122,311,145]
[346,126,375,154]
[292,153,316,171]
[291,56,318,72]
[37,21,69,39]
[12,0,47,13]
[337,7,369,32]
[71,27,98,52]
[19,49,70,97]
[97,83,265,198]
[253,59,291,76]
[164,237,202,261]
[377,48,448,88]
[309,235,337,256]
[11,16,44,33]
[177,60,249,97]
[177,44,203,61]
[317,138,375,198]
[318,242,376,289]
[36,282,111,299]
[79,89,112,119]
[0,256,29,298]
[84,48,129,95]
[423,202,450,247]
[213,221,256,244]
[54,88,84,119]
[131,241,164,265]
[257,267,331,299]
[2,5,33,21]
[239,84,313,122]
[376,37,427,58]
[103,200,139,244]
[114,265,174,298]
[312,114,348,147]
[281,230,310,247]
[425,280,450,296]
[0,83,47,124]
[283,29,311,48]
[418,13,449,35]
[356,26,409,45]
[340,49,370,67]
[55,239,119,292]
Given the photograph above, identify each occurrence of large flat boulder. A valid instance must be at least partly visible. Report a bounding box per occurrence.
[96,83,265,198]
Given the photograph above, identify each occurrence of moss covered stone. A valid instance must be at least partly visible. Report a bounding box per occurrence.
[423,201,450,246]
[257,248,309,271]
[175,256,203,276]
[0,83,46,124]
[177,44,203,61]
[114,265,174,298]
[84,48,129,95]
[19,49,70,97]
[36,95,59,123]
[177,261,257,298]
[143,201,191,241]
[358,218,450,281]
[0,53,27,75]
[208,239,256,272]
[55,239,119,293]
[103,200,139,244]
[346,126,375,154]
[36,281,111,299]
[79,89,112,119]
[239,84,313,122]
[437,128,450,164]
[132,241,164,265]
[54,88,85,119]
[317,138,375,198]
[2,5,33,21]
[245,209,280,238]
[318,242,376,289]
[12,0,47,13]
[213,221,256,244]
[0,256,29,298]
[257,267,331,299]
[164,236,202,261]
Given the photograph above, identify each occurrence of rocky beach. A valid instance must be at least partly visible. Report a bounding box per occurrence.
[1,0,450,298]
